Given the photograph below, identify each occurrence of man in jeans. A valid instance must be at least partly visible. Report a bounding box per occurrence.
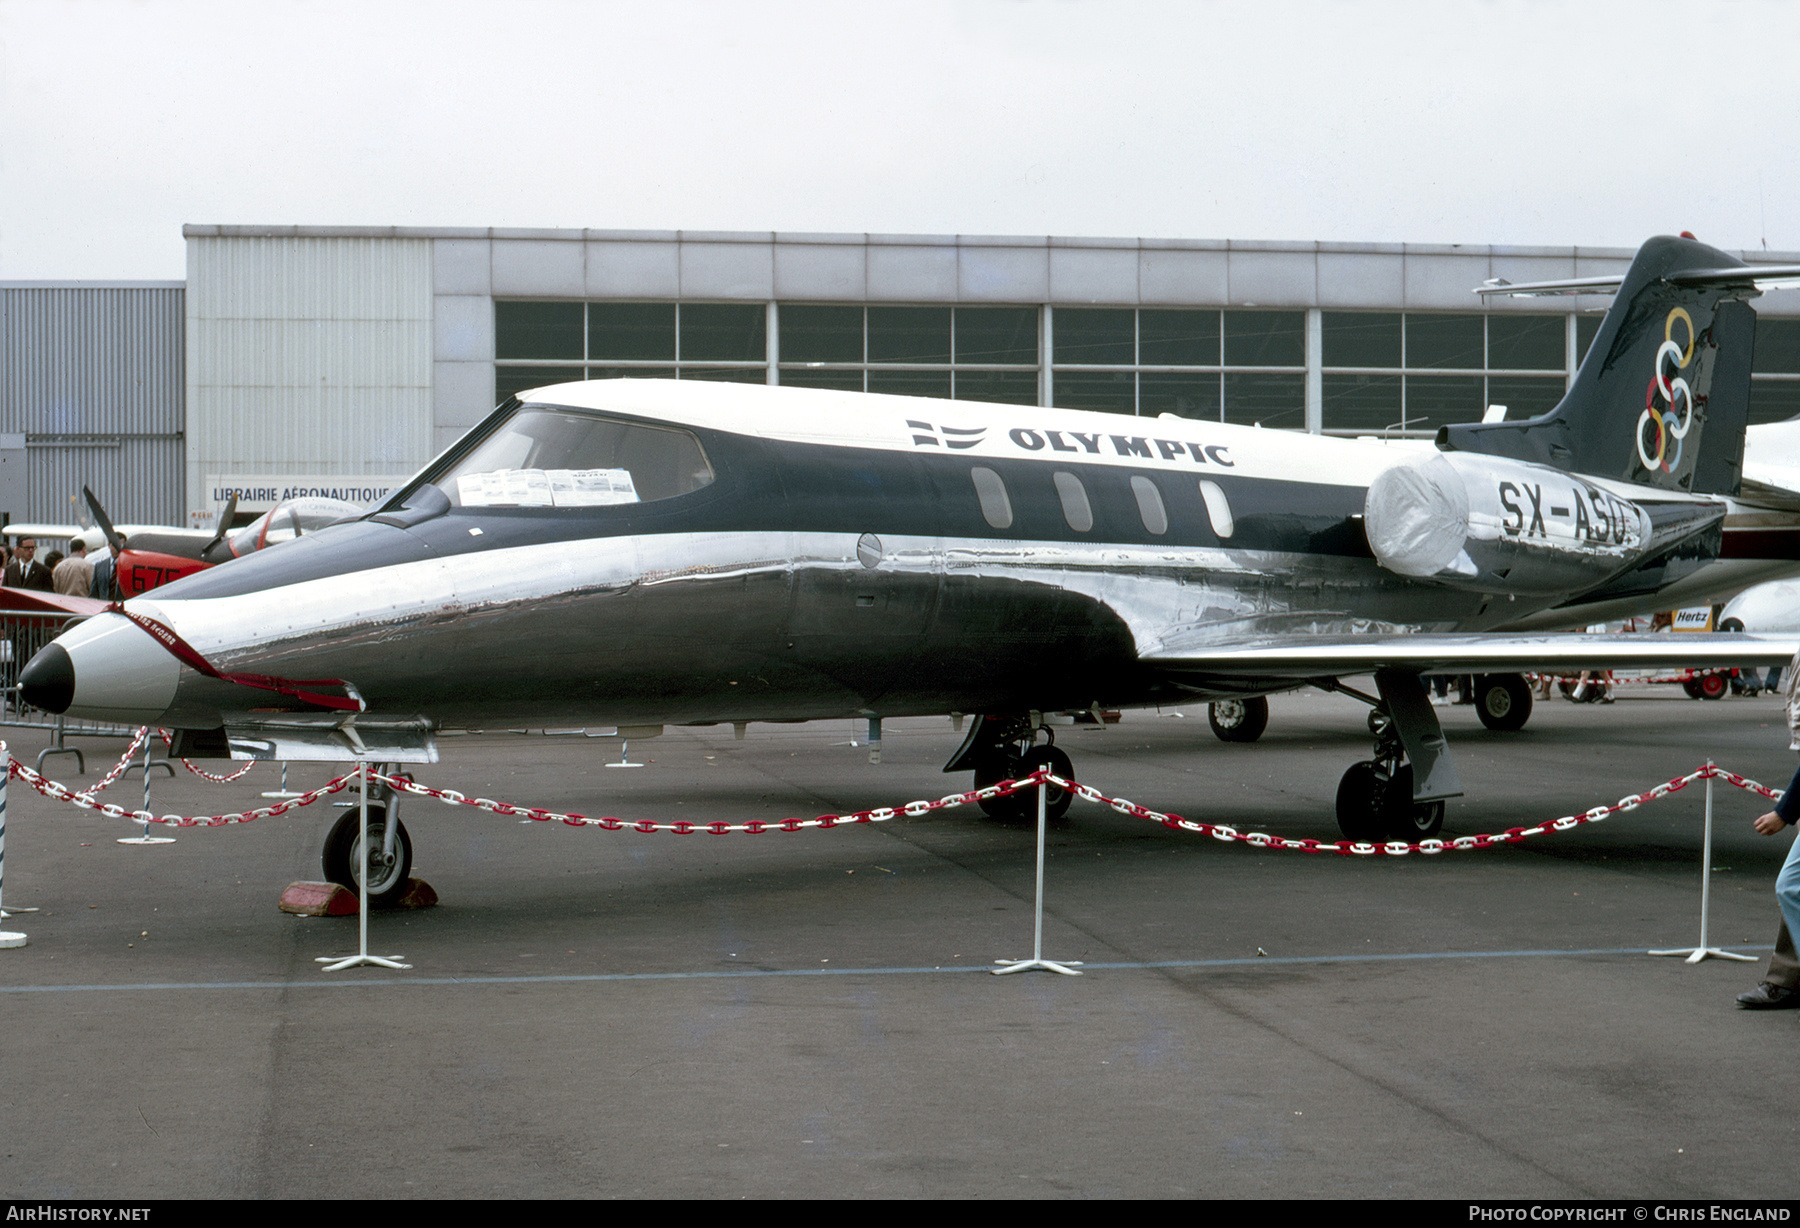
[1740,649,1800,1008]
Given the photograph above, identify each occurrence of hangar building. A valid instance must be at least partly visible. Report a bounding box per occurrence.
[5,226,1799,528]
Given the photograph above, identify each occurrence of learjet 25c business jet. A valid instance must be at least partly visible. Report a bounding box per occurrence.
[20,234,1800,903]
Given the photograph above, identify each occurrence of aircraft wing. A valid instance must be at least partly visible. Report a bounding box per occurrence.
[0,588,111,618]
[1139,631,1798,681]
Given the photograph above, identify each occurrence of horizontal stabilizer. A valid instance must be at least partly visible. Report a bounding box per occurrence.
[1479,263,1800,297]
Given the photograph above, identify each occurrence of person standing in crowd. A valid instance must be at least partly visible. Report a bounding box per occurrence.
[89,535,122,600]
[52,540,92,596]
[1739,645,1800,1009]
[3,539,35,587]
[3,538,51,590]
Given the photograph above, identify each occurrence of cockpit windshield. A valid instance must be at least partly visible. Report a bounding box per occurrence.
[430,406,714,509]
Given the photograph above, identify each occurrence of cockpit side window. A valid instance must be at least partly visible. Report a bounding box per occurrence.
[431,407,715,508]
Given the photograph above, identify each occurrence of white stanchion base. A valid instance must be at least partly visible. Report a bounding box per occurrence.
[993,958,1083,976]
[117,836,175,845]
[604,761,644,768]
[1649,946,1756,964]
[0,931,27,948]
[315,954,411,971]
[259,791,304,799]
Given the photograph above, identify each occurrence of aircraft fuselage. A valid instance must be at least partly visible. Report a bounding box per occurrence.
[27,379,1762,732]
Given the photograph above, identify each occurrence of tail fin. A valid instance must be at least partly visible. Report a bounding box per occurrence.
[1438,235,1764,496]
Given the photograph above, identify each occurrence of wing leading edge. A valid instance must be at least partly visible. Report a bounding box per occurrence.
[1140,631,1799,683]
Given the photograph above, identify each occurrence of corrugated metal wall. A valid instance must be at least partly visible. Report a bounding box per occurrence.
[186,237,432,518]
[0,284,185,527]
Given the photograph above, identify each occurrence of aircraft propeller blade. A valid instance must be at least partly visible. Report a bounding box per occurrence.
[82,485,123,555]
[205,492,239,552]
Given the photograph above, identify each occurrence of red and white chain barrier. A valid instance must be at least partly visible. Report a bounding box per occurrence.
[153,731,258,783]
[7,738,352,827]
[3,733,1785,855]
[1044,767,1780,856]
[1527,668,1733,686]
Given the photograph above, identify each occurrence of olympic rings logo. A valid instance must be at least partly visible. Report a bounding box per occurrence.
[1636,307,1697,472]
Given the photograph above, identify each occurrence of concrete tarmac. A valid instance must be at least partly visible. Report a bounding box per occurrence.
[1,684,1797,1200]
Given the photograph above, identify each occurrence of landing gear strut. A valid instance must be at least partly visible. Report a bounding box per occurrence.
[948,715,1075,823]
[1336,710,1444,842]
[1323,673,1455,843]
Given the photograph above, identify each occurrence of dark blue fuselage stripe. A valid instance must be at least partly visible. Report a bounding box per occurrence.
[156,417,1374,602]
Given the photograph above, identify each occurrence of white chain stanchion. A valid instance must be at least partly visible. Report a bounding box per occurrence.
[117,729,174,846]
[993,773,1082,976]
[315,760,409,973]
[0,770,27,948]
[260,761,302,800]
[1651,759,1756,964]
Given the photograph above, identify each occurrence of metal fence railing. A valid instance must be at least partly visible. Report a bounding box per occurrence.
[0,611,136,739]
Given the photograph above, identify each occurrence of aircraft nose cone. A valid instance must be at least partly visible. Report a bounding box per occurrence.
[20,611,182,724]
[19,643,74,714]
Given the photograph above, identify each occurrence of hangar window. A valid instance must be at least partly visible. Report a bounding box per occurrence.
[1141,310,1220,366]
[1322,313,1401,369]
[1487,314,1565,370]
[1053,471,1093,532]
[496,302,583,360]
[1130,475,1168,536]
[1406,315,1486,369]
[1224,311,1305,367]
[434,407,713,508]
[777,306,1040,404]
[1751,320,1800,426]
[496,302,765,399]
[970,467,1013,530]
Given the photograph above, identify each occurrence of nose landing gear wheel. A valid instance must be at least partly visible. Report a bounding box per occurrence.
[322,806,413,908]
[1020,744,1075,820]
[972,743,1075,822]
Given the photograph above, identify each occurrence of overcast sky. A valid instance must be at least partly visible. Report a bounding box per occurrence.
[3,0,1796,280]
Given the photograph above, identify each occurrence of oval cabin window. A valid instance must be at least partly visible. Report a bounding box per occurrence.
[1130,475,1168,536]
[1199,479,1235,538]
[971,467,1013,530]
[1053,471,1093,532]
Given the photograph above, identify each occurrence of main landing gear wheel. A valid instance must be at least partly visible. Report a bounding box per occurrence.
[1335,762,1387,843]
[322,806,413,908]
[1474,673,1533,731]
[1335,762,1444,842]
[1382,763,1445,841]
[1208,696,1269,743]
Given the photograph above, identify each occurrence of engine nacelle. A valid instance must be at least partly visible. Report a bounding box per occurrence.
[1364,451,1655,596]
